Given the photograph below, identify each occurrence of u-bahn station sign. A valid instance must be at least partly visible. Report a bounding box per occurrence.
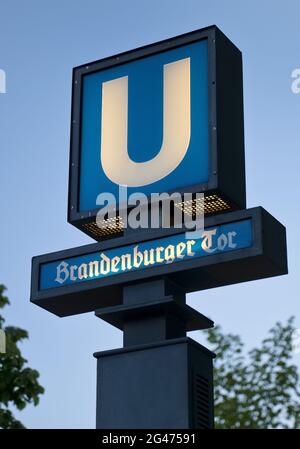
[31,207,287,316]
[31,26,287,316]
[68,25,246,241]
[30,26,288,429]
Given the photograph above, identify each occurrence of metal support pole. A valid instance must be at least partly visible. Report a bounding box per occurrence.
[94,278,215,429]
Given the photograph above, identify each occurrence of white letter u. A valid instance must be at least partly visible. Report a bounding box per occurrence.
[101,58,191,187]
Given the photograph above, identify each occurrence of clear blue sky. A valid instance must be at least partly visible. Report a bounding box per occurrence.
[0,0,299,428]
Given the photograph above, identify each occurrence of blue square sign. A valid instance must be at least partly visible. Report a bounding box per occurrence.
[79,40,208,212]
[69,26,246,240]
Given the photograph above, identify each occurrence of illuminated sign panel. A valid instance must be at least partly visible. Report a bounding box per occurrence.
[69,26,246,240]
[79,41,208,212]
[40,220,252,290]
[31,208,287,317]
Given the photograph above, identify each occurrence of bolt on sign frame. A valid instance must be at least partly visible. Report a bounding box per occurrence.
[68,25,246,241]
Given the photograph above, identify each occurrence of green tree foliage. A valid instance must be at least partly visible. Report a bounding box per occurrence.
[206,317,300,428]
[0,285,44,429]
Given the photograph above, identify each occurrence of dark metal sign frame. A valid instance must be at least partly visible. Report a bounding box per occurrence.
[68,25,246,240]
[31,207,287,317]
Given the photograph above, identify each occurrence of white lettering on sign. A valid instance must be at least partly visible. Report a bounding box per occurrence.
[54,229,238,285]
[101,58,191,187]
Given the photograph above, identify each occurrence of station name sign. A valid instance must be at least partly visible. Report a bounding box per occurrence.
[40,220,252,290]
[31,208,287,317]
